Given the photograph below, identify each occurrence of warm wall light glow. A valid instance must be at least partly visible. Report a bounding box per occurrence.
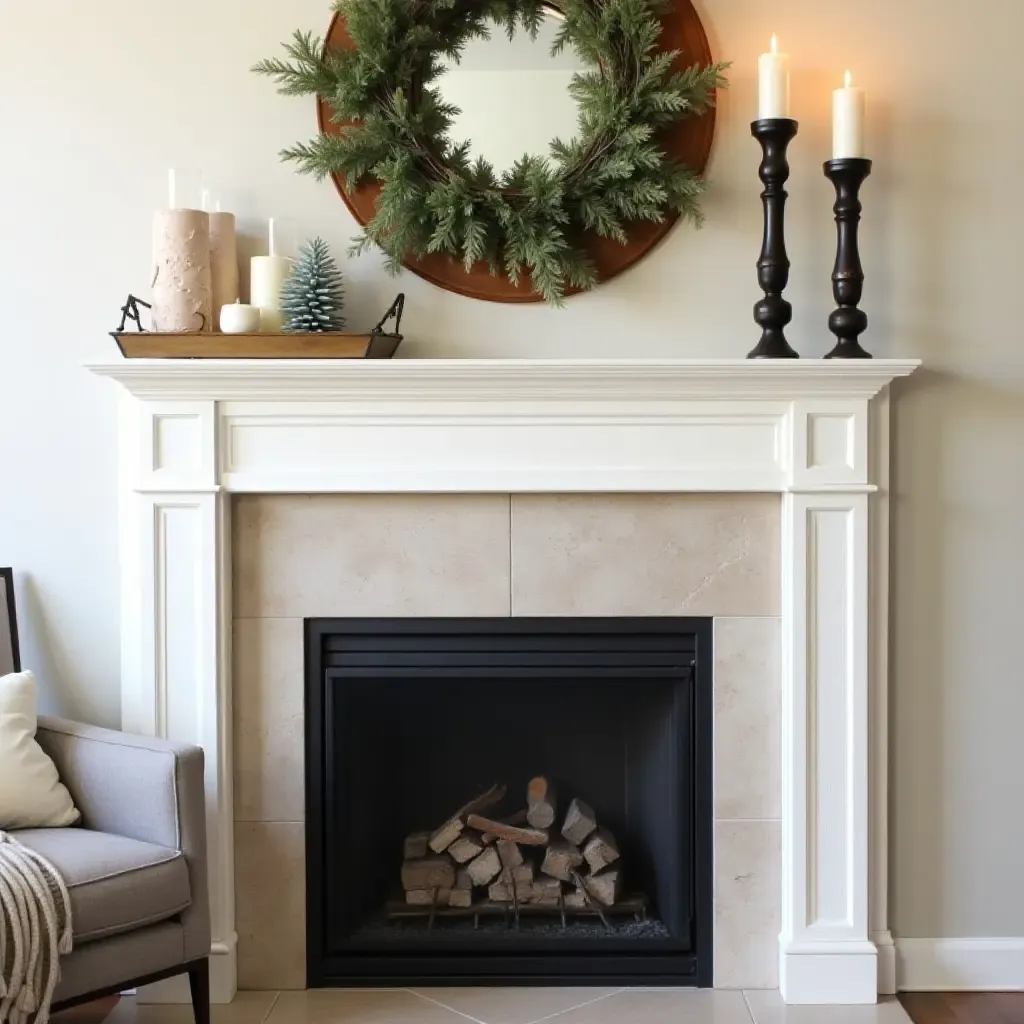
[771,34,778,54]
[844,69,852,87]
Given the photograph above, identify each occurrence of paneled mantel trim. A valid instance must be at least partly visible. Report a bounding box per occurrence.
[87,356,919,1006]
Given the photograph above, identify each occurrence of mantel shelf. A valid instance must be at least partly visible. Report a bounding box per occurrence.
[86,357,920,403]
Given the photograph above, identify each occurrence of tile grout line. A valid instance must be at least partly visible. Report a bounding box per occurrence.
[408,989,489,1024]
[714,817,783,824]
[521,988,628,1024]
[232,616,306,622]
[741,990,757,1023]
[508,493,514,617]
[259,991,282,1024]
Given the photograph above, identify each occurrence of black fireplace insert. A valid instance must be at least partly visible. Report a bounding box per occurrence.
[304,617,713,986]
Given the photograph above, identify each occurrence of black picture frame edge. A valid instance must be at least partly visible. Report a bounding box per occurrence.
[1,567,21,674]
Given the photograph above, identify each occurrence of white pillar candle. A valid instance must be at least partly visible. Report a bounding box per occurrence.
[219,300,261,334]
[209,212,240,315]
[758,35,790,119]
[832,70,866,158]
[250,255,293,332]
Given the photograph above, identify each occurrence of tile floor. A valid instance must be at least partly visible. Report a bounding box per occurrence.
[107,989,913,1024]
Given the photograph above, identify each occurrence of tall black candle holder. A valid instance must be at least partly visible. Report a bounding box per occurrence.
[823,157,873,358]
[748,118,799,359]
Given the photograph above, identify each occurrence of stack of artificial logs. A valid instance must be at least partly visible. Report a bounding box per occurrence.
[396,778,638,928]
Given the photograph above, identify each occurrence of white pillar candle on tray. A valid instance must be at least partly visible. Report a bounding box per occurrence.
[209,211,240,314]
[758,35,790,119]
[832,70,866,158]
[219,300,261,334]
[250,218,293,332]
[250,257,292,331]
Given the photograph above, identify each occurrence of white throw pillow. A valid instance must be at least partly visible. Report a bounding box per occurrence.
[0,671,80,829]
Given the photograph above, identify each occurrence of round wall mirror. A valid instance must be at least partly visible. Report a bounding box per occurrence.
[437,14,585,176]
[319,0,716,303]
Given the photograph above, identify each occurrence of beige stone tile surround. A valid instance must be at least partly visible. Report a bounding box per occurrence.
[232,493,781,991]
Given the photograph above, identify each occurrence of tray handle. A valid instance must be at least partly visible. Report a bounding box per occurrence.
[371,293,405,336]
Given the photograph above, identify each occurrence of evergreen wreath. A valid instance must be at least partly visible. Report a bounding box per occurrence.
[255,0,728,304]
[280,236,346,332]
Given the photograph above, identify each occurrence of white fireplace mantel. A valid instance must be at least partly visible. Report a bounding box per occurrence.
[88,357,919,1005]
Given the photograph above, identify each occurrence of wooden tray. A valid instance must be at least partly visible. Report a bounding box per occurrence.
[111,330,402,359]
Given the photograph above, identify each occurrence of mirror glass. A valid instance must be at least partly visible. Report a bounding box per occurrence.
[438,15,585,175]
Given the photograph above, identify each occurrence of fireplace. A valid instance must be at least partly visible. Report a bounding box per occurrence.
[90,356,918,1003]
[304,617,713,986]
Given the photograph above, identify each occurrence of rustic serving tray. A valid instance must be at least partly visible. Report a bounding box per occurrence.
[111,330,402,360]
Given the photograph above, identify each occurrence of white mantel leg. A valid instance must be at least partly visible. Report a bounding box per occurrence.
[869,390,896,995]
[779,487,877,1003]
[118,394,237,1003]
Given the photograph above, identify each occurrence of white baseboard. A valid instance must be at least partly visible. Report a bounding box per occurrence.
[897,938,1024,991]
[873,930,897,995]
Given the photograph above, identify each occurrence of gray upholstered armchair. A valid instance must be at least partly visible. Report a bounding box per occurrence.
[1,569,210,1022]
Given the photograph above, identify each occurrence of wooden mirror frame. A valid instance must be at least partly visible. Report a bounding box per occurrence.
[316,0,717,303]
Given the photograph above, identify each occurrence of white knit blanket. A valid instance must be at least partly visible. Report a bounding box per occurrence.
[0,833,72,1024]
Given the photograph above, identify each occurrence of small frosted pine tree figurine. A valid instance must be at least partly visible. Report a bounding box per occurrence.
[280,236,345,332]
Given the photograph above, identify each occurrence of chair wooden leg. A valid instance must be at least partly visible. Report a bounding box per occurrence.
[187,959,210,1024]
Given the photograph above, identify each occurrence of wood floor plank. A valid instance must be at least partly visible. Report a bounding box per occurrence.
[900,993,1024,1024]
[989,994,1024,1024]
[948,992,1021,1024]
[900,993,959,1023]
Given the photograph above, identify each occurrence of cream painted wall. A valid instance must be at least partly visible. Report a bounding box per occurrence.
[1,0,1022,942]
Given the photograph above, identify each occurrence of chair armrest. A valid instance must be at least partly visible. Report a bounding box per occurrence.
[36,716,211,960]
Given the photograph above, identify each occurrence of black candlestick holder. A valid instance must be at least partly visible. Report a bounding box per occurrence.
[823,157,873,358]
[749,118,799,359]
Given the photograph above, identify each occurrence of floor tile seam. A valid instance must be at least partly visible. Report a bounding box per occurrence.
[521,988,628,1024]
[741,989,758,1023]
[408,989,489,1024]
[259,991,282,1024]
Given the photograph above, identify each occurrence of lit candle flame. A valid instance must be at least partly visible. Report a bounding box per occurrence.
[771,35,778,54]
[844,69,852,87]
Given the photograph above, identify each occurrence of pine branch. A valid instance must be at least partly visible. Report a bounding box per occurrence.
[252,31,334,97]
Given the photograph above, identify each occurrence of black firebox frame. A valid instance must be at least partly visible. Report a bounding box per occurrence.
[305,617,713,988]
